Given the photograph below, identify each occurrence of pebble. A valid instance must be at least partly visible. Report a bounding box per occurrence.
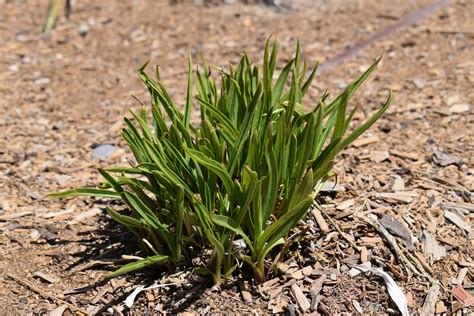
[91,144,117,160]
[30,229,41,241]
[79,23,90,37]
[9,64,19,72]
[34,77,51,87]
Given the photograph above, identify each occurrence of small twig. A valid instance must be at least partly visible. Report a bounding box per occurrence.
[420,281,441,316]
[7,273,88,314]
[316,203,362,252]
[310,206,329,234]
[412,252,435,277]
[413,170,471,199]
[357,213,421,278]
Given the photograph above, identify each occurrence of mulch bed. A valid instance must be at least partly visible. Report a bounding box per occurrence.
[0,0,472,314]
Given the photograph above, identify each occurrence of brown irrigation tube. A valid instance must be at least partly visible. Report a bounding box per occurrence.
[316,0,451,74]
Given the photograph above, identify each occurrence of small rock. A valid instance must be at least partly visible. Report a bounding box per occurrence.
[34,77,51,87]
[431,149,462,167]
[329,273,337,281]
[79,23,90,37]
[30,229,41,241]
[320,181,344,193]
[91,144,117,160]
[9,64,19,72]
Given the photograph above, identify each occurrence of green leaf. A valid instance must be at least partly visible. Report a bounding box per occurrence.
[261,195,313,255]
[184,146,234,202]
[211,214,254,254]
[105,254,169,278]
[107,207,144,228]
[47,188,120,199]
[184,56,193,128]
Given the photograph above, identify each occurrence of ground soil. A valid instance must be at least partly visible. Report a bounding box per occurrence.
[0,0,473,315]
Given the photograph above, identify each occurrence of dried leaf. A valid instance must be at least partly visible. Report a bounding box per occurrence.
[290,284,310,312]
[379,214,414,250]
[355,265,409,316]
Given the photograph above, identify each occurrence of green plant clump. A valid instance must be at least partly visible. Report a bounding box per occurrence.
[50,39,391,284]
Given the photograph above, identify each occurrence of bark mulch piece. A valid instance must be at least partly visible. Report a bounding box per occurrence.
[1,0,472,314]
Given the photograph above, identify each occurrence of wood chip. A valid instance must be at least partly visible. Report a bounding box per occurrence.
[359,236,383,246]
[390,150,421,161]
[309,275,326,311]
[49,305,68,316]
[302,266,313,276]
[444,210,471,232]
[349,262,371,277]
[435,300,446,314]
[379,213,414,250]
[68,208,102,225]
[413,252,435,276]
[441,202,474,213]
[336,199,355,211]
[420,282,440,316]
[0,211,32,221]
[391,176,405,191]
[291,269,304,280]
[406,292,414,308]
[290,284,310,313]
[241,290,252,303]
[311,207,329,234]
[33,271,60,283]
[375,192,417,204]
[359,214,423,277]
[452,285,474,307]
[261,277,280,289]
[352,300,363,314]
[91,287,110,304]
[43,209,74,219]
[371,150,390,163]
[360,246,368,263]
[449,103,470,114]
[352,135,379,147]
[7,273,87,314]
[454,267,469,285]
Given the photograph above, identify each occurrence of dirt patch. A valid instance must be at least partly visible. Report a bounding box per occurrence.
[0,0,472,314]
